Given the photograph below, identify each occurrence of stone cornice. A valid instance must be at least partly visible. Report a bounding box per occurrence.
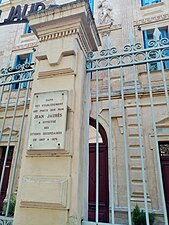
[12,41,38,51]
[97,23,122,36]
[29,0,89,19]
[39,27,79,42]
[28,0,97,38]
[37,24,98,53]
[38,24,96,54]
[134,13,169,26]
[29,0,101,52]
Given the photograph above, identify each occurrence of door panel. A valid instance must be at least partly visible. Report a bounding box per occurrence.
[161,157,169,221]
[0,146,14,214]
[88,119,109,222]
[159,142,169,222]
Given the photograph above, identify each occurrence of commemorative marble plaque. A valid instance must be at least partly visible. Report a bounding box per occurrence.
[28,91,68,150]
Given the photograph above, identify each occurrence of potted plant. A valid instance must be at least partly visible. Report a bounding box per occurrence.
[2,193,16,217]
[132,204,155,225]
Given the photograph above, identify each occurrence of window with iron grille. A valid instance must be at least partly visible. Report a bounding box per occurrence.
[0,0,9,4]
[89,0,94,13]
[143,27,169,71]
[141,0,161,6]
[12,53,32,90]
[24,24,32,34]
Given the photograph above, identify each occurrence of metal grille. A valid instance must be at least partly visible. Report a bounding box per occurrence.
[159,143,169,156]
[83,29,169,225]
[0,64,34,224]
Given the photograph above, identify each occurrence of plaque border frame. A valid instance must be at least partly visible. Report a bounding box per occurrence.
[27,90,68,151]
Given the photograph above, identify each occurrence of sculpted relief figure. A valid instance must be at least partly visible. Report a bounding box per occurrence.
[98,0,113,25]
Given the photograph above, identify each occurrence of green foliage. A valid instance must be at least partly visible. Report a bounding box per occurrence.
[2,193,16,217]
[132,204,155,225]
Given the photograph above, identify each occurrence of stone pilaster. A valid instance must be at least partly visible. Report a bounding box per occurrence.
[13,1,100,225]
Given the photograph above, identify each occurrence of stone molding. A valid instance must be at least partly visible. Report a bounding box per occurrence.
[20,176,69,209]
[38,24,97,53]
[97,23,122,36]
[134,13,169,26]
[140,1,164,10]
[12,41,38,51]
[28,0,101,52]
[2,127,18,136]
[156,117,169,130]
[39,27,78,42]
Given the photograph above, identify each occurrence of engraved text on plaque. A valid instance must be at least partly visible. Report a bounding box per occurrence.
[28,91,68,150]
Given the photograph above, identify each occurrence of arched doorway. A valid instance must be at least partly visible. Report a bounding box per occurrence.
[88,118,109,222]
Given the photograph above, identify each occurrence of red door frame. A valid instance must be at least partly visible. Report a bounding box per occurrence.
[88,118,109,222]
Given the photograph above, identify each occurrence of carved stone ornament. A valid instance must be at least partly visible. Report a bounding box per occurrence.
[134,14,169,26]
[97,0,114,25]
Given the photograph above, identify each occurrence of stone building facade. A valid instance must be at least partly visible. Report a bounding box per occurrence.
[0,0,169,225]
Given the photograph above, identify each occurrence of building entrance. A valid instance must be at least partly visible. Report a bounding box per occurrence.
[159,142,169,222]
[82,27,169,225]
[88,118,109,222]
